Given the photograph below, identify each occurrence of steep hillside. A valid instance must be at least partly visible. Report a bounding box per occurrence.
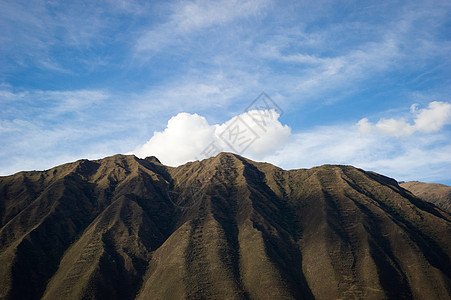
[401,181,451,212]
[0,153,450,299]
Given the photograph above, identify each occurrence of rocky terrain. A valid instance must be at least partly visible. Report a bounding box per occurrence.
[401,181,451,212]
[0,153,450,299]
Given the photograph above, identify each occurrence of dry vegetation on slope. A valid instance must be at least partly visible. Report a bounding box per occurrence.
[400,181,451,212]
[0,153,450,299]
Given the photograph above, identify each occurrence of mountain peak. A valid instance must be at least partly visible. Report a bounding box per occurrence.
[0,154,450,299]
[144,155,161,164]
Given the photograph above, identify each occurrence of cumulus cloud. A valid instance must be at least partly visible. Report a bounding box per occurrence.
[264,123,451,183]
[358,101,451,136]
[414,101,451,132]
[131,101,451,183]
[133,113,216,166]
[261,101,451,182]
[132,109,291,166]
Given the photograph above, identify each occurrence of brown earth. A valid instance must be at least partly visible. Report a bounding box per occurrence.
[0,153,450,299]
[401,181,451,213]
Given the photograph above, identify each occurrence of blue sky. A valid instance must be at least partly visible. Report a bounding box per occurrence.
[1,0,451,184]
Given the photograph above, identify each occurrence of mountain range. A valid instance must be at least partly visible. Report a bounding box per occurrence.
[0,153,450,299]
[400,181,451,213]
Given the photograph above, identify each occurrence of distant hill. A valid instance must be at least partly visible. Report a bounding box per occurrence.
[0,153,450,299]
[401,181,451,212]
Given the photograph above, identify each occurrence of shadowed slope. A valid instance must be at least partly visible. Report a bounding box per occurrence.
[401,181,451,212]
[0,153,450,299]
[0,155,175,299]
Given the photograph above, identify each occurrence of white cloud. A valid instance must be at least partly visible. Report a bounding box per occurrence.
[358,101,451,136]
[2,0,451,187]
[0,0,149,75]
[0,87,128,176]
[0,87,110,120]
[131,101,451,183]
[135,0,269,54]
[132,112,216,165]
[134,73,248,113]
[170,0,267,31]
[37,90,110,114]
[414,101,451,132]
[132,109,290,166]
[264,123,451,183]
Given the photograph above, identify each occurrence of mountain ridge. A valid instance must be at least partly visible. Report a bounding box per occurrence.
[0,153,450,299]
[400,181,451,213]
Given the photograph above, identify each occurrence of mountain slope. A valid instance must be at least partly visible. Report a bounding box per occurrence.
[0,153,450,299]
[400,181,451,212]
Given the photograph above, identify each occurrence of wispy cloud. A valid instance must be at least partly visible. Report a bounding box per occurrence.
[0,87,124,175]
[135,0,270,55]
[1,86,110,119]
[0,0,149,76]
[264,101,451,183]
[1,0,451,185]
[129,100,451,183]
[265,124,451,183]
